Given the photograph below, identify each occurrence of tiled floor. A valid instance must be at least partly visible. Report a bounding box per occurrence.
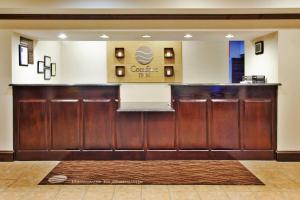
[0,161,300,200]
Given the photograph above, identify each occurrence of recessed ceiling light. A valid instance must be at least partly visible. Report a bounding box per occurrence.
[142,34,151,38]
[225,34,235,39]
[57,33,67,39]
[100,34,109,39]
[184,34,193,39]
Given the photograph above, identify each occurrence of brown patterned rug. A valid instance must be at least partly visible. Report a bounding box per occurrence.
[39,160,263,185]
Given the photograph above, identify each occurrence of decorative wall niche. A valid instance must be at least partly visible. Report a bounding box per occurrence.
[164,66,174,77]
[164,48,175,58]
[115,66,125,77]
[115,48,125,59]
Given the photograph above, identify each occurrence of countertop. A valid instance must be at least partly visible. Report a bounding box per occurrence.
[10,83,281,87]
[9,83,120,87]
[117,102,175,112]
[170,83,281,86]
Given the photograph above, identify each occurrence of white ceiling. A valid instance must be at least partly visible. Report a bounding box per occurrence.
[16,30,275,41]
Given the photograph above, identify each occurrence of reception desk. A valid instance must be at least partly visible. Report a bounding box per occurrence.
[11,83,280,160]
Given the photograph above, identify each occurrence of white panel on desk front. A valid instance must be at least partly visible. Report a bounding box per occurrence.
[120,84,171,103]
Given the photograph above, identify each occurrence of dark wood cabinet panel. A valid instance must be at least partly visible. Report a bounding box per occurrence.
[12,85,278,160]
[177,99,208,149]
[146,113,175,150]
[50,100,80,150]
[18,100,47,150]
[211,99,240,150]
[243,100,272,150]
[116,112,143,150]
[83,99,112,150]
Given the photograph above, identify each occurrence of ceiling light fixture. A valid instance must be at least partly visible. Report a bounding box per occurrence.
[100,34,110,39]
[225,34,235,39]
[184,34,193,39]
[142,34,152,38]
[57,33,67,39]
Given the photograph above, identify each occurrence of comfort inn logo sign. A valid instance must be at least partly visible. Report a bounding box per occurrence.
[135,46,153,65]
[107,41,182,83]
[132,46,158,78]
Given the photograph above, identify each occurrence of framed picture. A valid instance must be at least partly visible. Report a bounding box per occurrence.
[19,44,28,66]
[51,63,56,76]
[44,67,51,80]
[44,56,51,67]
[255,41,264,55]
[37,61,44,73]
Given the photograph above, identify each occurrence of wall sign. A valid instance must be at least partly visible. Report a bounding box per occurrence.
[135,46,153,65]
[107,41,182,83]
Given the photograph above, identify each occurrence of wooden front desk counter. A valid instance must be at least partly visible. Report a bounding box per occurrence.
[11,83,280,160]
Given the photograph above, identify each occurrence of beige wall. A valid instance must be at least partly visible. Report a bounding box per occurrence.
[0,31,13,151]
[277,30,300,151]
[10,40,226,84]
[245,32,278,83]
[12,33,62,84]
[182,41,229,83]
[60,41,107,84]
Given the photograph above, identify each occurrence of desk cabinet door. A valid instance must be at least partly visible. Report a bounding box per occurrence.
[18,100,48,150]
[50,100,80,150]
[176,99,208,149]
[146,112,175,150]
[243,100,272,150]
[211,99,240,150]
[115,112,143,150]
[83,99,113,150]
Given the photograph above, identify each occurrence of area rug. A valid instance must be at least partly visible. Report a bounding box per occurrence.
[39,160,263,185]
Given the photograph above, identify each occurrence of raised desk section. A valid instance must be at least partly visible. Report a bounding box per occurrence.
[11,83,280,160]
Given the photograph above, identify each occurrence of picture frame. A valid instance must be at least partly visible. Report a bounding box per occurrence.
[51,63,56,77]
[19,44,29,66]
[44,67,51,80]
[37,61,44,74]
[44,56,51,67]
[255,41,264,55]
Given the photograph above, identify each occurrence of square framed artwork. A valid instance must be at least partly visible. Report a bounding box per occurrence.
[255,41,264,55]
[37,61,44,73]
[19,44,29,66]
[44,67,51,80]
[44,56,51,67]
[51,63,56,77]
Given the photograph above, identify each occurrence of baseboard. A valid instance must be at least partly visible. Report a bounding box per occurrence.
[15,150,275,161]
[0,151,14,162]
[277,151,300,161]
